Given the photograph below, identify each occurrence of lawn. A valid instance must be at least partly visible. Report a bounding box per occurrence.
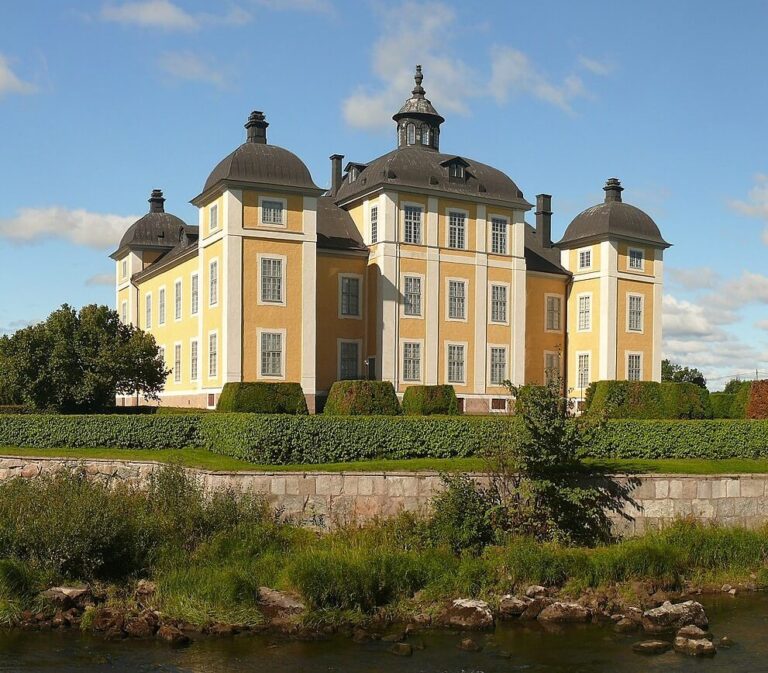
[1,446,768,474]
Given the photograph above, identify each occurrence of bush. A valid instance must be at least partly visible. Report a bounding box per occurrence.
[323,381,401,416]
[747,380,768,419]
[711,393,736,419]
[585,381,712,419]
[731,381,751,418]
[217,382,308,415]
[402,385,460,415]
[0,406,29,415]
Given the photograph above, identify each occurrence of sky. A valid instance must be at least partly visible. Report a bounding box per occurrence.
[1,0,768,390]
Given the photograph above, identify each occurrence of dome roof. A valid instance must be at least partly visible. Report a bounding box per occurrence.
[113,189,188,255]
[202,111,320,194]
[558,178,670,248]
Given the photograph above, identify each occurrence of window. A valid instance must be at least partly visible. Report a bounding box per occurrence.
[402,342,421,381]
[629,248,644,270]
[121,259,127,279]
[628,353,642,381]
[191,274,199,315]
[407,123,415,145]
[261,199,284,226]
[120,301,127,323]
[491,398,507,411]
[261,258,283,303]
[448,211,466,249]
[208,333,217,378]
[544,352,561,385]
[145,294,152,329]
[190,340,198,381]
[490,285,507,323]
[209,260,218,306]
[578,248,592,269]
[348,167,358,183]
[209,204,218,231]
[403,205,422,244]
[174,280,182,320]
[158,288,166,325]
[158,346,165,366]
[261,332,283,377]
[174,344,182,383]
[447,344,465,383]
[578,295,591,331]
[628,295,643,332]
[403,276,422,316]
[339,341,359,380]
[340,276,361,317]
[370,205,378,244]
[577,353,590,390]
[449,163,465,179]
[490,347,507,385]
[422,127,430,145]
[546,296,562,331]
[448,280,466,320]
[491,218,507,254]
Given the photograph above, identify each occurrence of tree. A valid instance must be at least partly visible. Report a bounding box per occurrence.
[723,378,745,394]
[0,304,168,412]
[661,359,707,388]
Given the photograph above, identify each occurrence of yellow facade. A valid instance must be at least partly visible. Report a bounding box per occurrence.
[525,274,566,386]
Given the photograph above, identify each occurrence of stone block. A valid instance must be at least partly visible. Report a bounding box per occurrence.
[315,475,343,496]
[357,476,374,496]
[386,476,406,498]
[654,480,669,499]
[690,499,715,518]
[668,480,683,499]
[741,479,765,498]
[283,476,300,496]
[631,479,655,500]
[726,479,740,498]
[681,479,698,499]
[696,480,712,500]
[270,478,286,496]
[711,480,727,499]
[643,499,674,518]
[297,476,316,496]
[341,475,359,496]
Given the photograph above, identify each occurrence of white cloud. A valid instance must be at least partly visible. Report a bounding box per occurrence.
[713,271,768,309]
[158,51,227,88]
[85,273,115,286]
[254,0,331,11]
[667,266,720,291]
[100,1,250,31]
[577,55,614,76]
[0,207,137,250]
[0,54,37,98]
[729,174,768,243]
[0,319,34,336]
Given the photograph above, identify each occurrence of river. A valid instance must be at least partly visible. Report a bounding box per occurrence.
[2,594,767,672]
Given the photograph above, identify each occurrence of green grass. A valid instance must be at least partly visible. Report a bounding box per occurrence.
[2,446,768,474]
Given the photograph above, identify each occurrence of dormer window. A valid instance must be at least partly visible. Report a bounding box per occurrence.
[406,123,416,145]
[449,163,464,179]
[442,156,470,182]
[349,167,358,183]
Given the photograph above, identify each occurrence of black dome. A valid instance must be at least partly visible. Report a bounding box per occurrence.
[115,190,188,254]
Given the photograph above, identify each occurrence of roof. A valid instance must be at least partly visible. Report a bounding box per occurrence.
[132,227,199,282]
[557,178,670,248]
[334,146,530,207]
[316,197,367,251]
[524,223,569,276]
[111,189,188,259]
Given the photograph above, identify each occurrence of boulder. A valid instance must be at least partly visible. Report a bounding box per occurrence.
[443,599,494,630]
[519,597,554,620]
[614,618,639,634]
[674,636,716,657]
[351,627,371,643]
[389,643,413,657]
[41,586,92,610]
[135,580,157,598]
[641,601,708,634]
[632,640,672,655]
[457,637,482,652]
[525,585,548,598]
[719,636,735,648]
[537,602,592,624]
[498,595,532,618]
[157,624,191,646]
[206,623,239,637]
[677,625,708,639]
[125,611,159,638]
[92,607,125,633]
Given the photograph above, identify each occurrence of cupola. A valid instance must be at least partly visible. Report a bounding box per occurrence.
[392,65,445,151]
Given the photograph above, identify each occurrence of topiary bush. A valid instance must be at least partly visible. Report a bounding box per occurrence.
[216,382,308,415]
[747,380,768,419]
[585,381,712,419]
[323,381,401,416]
[401,385,460,416]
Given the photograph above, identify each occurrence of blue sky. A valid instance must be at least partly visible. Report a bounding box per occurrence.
[1,0,768,389]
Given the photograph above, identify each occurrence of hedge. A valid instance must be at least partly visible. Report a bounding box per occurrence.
[710,393,736,419]
[401,385,460,416]
[747,380,768,419]
[324,381,401,416]
[216,382,308,415]
[585,381,712,419]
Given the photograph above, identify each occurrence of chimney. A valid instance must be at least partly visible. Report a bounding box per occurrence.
[535,193,552,248]
[148,188,165,213]
[603,177,623,202]
[245,110,268,144]
[329,154,344,196]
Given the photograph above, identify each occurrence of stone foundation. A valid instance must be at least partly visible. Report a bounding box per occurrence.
[2,455,767,533]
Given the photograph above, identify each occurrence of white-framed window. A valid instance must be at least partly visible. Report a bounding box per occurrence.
[447,343,466,384]
[208,332,217,378]
[339,274,362,318]
[402,341,422,382]
[489,346,507,386]
[174,343,182,383]
[191,273,199,315]
[370,205,378,244]
[577,352,590,390]
[120,300,127,324]
[403,204,423,244]
[190,339,198,381]
[260,257,284,304]
[158,345,165,367]
[158,287,166,325]
[577,294,592,331]
[260,197,286,226]
[209,259,218,306]
[544,351,561,386]
[403,275,422,317]
[449,163,465,179]
[627,352,642,381]
[338,339,360,380]
[628,247,645,271]
[145,293,152,329]
[406,123,416,145]
[174,280,182,320]
[578,247,592,270]
[121,259,127,279]
[628,294,644,332]
[422,127,430,145]
[448,210,466,249]
[545,295,562,332]
[490,284,508,324]
[490,217,508,255]
[260,331,284,377]
[447,279,467,320]
[209,204,218,232]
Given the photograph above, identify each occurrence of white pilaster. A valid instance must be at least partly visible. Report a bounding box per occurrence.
[652,248,664,381]
[379,192,400,383]
[598,239,618,380]
[301,196,318,395]
[425,196,439,384]
[223,190,243,383]
[510,209,527,385]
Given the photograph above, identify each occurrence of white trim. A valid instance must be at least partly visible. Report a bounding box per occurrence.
[257,253,287,307]
[576,292,593,332]
[301,196,318,396]
[338,272,363,319]
[400,272,425,319]
[488,281,510,325]
[208,257,219,307]
[487,343,509,387]
[173,341,182,384]
[445,207,469,250]
[209,203,219,233]
[626,350,644,381]
[445,340,468,385]
[258,195,288,228]
[577,246,593,271]
[368,200,379,245]
[543,350,562,385]
[626,292,645,334]
[157,285,166,326]
[599,239,618,380]
[400,201,424,245]
[189,337,199,382]
[173,277,183,322]
[120,300,127,324]
[544,293,564,333]
[190,272,199,316]
[258,328,287,380]
[144,291,153,329]
[337,338,363,381]
[575,350,591,394]
[400,338,424,383]
[627,246,645,272]
[488,213,510,255]
[207,330,218,380]
[445,276,469,322]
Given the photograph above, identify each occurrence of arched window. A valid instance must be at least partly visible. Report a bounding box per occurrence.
[406,123,415,145]
[422,127,430,146]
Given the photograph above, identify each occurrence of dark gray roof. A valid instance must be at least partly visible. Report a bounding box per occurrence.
[557,179,670,248]
[316,197,367,251]
[334,146,529,206]
[111,190,188,259]
[132,227,199,282]
[524,223,569,276]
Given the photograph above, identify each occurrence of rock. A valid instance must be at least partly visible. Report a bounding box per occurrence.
[721,584,732,593]
[206,623,238,637]
[62,608,81,626]
[625,607,644,622]
[258,587,306,623]
[388,643,413,657]
[677,625,708,639]
[649,590,669,606]
[382,631,405,643]
[125,611,159,638]
[674,636,716,657]
[610,614,624,622]
[104,625,126,640]
[413,613,432,626]
[719,636,735,648]
[614,618,639,634]
[525,585,548,598]
[443,599,494,630]
[632,640,672,654]
[351,627,370,643]
[537,602,591,624]
[498,595,532,618]
[92,608,125,633]
[457,637,482,652]
[41,586,91,610]
[135,580,157,598]
[641,601,708,634]
[519,597,554,620]
[157,624,191,646]
[728,588,737,596]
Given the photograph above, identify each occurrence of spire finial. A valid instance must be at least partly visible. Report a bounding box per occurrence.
[412,64,425,97]
[148,188,165,213]
[603,177,624,203]
[245,110,269,144]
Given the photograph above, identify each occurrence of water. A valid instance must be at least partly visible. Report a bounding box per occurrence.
[2,595,768,672]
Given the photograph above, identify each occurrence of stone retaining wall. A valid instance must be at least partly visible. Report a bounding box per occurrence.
[2,455,767,534]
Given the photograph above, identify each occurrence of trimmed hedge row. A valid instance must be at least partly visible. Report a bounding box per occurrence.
[710,393,737,419]
[402,385,460,416]
[216,382,308,414]
[324,381,401,416]
[585,381,712,419]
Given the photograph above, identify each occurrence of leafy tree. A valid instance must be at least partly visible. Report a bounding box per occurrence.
[0,304,168,412]
[661,359,707,388]
[723,378,745,394]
